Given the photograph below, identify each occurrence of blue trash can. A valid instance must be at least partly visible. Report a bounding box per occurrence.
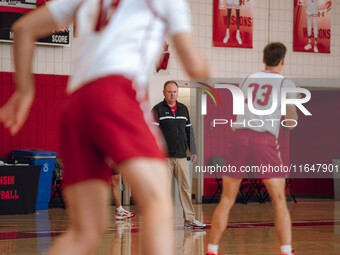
[10,150,58,210]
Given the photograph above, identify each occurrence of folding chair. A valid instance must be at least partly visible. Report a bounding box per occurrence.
[49,157,66,208]
[210,173,222,203]
[285,179,297,203]
[208,157,267,204]
[50,178,65,208]
[208,156,225,203]
[239,178,266,204]
[261,179,297,204]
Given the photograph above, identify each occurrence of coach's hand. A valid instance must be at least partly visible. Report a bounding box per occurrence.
[190,154,198,163]
[0,88,35,135]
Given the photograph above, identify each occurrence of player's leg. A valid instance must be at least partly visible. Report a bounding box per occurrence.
[262,178,293,255]
[226,8,232,28]
[223,8,232,43]
[247,131,293,255]
[250,132,293,254]
[111,174,136,220]
[86,76,173,254]
[236,8,242,44]
[47,86,114,255]
[304,16,312,50]
[236,8,241,30]
[120,159,174,255]
[207,178,242,254]
[111,174,122,207]
[47,180,110,255]
[313,16,318,52]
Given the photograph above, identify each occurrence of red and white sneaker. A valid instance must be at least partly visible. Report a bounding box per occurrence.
[205,252,224,255]
[115,208,136,220]
[282,249,295,255]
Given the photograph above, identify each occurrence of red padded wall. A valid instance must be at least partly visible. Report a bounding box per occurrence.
[290,90,340,196]
[0,72,68,158]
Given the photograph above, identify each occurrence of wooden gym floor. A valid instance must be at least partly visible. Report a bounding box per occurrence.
[0,200,339,254]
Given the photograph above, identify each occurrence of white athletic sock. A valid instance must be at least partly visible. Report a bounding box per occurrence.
[281,245,292,254]
[117,205,124,212]
[207,244,219,254]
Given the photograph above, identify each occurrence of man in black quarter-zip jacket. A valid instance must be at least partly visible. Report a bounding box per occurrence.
[152,80,206,229]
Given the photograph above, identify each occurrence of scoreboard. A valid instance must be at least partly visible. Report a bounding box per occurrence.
[0,0,70,46]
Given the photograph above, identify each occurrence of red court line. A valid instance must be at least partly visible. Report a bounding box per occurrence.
[0,220,340,240]
[0,231,61,240]
[205,220,340,229]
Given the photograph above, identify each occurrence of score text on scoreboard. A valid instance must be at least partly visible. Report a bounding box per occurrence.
[0,0,70,46]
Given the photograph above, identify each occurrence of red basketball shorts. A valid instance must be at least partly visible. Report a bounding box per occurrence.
[59,75,166,187]
[226,129,285,179]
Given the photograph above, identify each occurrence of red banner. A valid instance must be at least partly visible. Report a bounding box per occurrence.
[293,0,331,54]
[213,0,254,48]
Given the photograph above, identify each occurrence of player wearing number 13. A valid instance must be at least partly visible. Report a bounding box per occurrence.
[230,42,298,179]
[233,46,298,140]
[0,0,210,255]
[206,42,298,255]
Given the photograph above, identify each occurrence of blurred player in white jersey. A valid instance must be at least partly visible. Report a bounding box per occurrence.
[206,42,298,255]
[300,0,319,52]
[219,0,243,44]
[0,0,210,254]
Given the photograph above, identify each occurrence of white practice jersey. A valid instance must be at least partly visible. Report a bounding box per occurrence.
[233,71,297,138]
[47,0,192,93]
[306,0,318,17]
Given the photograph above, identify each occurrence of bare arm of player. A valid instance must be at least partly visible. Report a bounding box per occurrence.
[0,6,62,135]
[284,106,298,130]
[172,32,211,78]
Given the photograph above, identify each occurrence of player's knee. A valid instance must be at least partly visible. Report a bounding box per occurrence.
[71,219,107,248]
[270,192,287,206]
[147,176,171,201]
[147,188,171,206]
[78,226,105,249]
[219,195,236,209]
[139,184,172,213]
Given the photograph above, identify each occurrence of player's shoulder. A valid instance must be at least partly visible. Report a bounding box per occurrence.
[48,0,82,9]
[281,78,296,88]
[150,0,186,13]
[248,71,284,78]
[149,0,189,15]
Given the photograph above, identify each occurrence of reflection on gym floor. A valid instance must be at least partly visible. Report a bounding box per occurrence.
[0,201,340,254]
